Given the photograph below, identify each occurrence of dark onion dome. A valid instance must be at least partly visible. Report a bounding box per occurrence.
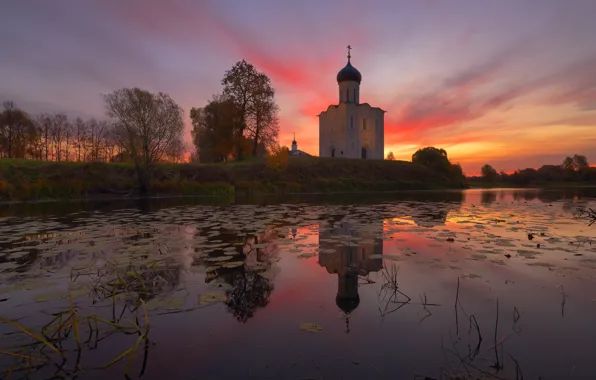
[336,59,362,84]
[336,294,360,314]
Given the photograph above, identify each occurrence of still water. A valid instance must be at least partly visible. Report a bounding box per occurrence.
[1,188,596,380]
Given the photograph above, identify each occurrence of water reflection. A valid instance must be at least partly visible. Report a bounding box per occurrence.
[1,189,596,379]
[203,227,279,322]
[318,219,383,315]
[5,186,596,219]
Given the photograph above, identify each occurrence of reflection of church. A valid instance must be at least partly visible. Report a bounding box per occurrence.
[317,219,383,316]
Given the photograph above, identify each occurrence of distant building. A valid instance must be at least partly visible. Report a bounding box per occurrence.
[289,133,310,157]
[318,45,386,159]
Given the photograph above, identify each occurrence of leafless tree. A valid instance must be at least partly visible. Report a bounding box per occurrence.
[74,117,88,162]
[103,87,184,194]
[50,113,68,161]
[0,101,37,158]
[85,118,108,162]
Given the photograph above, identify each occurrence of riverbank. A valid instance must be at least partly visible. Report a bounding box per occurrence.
[468,181,596,189]
[0,157,467,201]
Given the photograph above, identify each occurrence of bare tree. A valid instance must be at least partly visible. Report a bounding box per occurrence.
[0,101,36,158]
[103,88,184,194]
[36,114,53,161]
[85,118,108,162]
[50,113,68,161]
[74,118,88,162]
[64,119,72,161]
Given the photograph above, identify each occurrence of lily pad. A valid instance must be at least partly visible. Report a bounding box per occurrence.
[300,322,323,333]
[199,292,227,305]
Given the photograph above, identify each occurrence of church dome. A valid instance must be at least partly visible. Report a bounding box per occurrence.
[336,294,360,314]
[336,60,362,84]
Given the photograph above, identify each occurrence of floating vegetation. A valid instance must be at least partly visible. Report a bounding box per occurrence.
[198,292,227,305]
[0,191,595,378]
[300,322,323,333]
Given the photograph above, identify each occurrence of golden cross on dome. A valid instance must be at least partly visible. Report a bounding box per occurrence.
[347,45,352,60]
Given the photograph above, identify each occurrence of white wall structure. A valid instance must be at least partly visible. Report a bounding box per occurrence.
[319,46,385,160]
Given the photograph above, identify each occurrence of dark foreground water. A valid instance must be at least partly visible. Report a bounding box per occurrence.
[1,188,596,380]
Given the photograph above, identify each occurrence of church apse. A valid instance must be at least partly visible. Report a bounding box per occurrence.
[318,45,386,160]
[317,217,383,320]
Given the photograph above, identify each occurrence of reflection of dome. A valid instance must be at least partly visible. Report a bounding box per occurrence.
[336,294,360,314]
[337,60,362,84]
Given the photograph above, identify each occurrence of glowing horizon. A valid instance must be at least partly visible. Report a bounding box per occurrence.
[1,0,595,174]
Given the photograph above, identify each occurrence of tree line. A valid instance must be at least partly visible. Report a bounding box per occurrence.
[0,101,140,163]
[1,59,281,193]
[476,154,596,184]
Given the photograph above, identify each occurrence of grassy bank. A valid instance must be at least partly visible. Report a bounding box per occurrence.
[468,180,596,189]
[0,157,467,201]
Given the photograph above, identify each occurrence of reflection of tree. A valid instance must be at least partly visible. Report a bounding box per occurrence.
[410,200,463,228]
[205,227,279,323]
[481,191,497,205]
[222,269,273,323]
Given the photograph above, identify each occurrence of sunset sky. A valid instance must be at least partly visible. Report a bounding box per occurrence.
[1,0,595,174]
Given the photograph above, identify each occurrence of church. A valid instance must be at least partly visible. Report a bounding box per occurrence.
[318,46,386,159]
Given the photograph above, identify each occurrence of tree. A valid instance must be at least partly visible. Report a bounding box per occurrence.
[562,155,589,171]
[246,86,279,157]
[481,164,499,182]
[190,95,241,163]
[50,113,68,161]
[85,118,108,162]
[386,151,395,160]
[412,147,450,172]
[104,88,184,194]
[74,118,88,162]
[265,145,289,170]
[221,60,277,158]
[0,101,36,158]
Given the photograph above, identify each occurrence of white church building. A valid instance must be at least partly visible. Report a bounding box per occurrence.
[318,46,385,159]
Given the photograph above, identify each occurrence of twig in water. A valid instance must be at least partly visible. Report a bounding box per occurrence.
[467,315,482,360]
[490,298,503,371]
[454,277,460,335]
[557,285,568,317]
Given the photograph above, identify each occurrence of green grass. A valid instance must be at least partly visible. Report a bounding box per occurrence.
[0,157,467,201]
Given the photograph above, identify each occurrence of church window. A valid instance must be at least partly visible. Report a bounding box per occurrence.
[346,88,349,102]
[353,89,356,102]
[341,151,343,155]
[331,148,335,157]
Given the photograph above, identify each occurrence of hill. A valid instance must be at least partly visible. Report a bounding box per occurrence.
[0,157,467,201]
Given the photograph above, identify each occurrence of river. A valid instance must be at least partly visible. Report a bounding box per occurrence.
[1,188,595,379]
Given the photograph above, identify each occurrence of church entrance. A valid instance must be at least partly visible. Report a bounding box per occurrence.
[361,147,367,159]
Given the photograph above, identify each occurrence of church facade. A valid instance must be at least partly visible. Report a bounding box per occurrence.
[318,47,385,160]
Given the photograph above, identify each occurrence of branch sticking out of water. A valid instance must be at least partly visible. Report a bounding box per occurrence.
[578,207,596,227]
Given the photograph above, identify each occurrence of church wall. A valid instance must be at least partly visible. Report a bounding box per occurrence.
[346,105,385,159]
[319,104,348,158]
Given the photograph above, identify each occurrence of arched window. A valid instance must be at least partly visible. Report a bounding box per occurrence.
[332,148,336,157]
[361,147,367,159]
[353,89,356,103]
[346,88,349,102]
